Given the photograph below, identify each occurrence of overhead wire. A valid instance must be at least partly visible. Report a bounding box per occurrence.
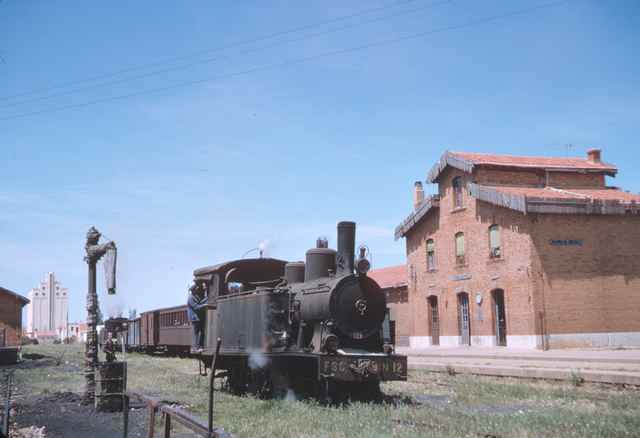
[0,0,571,123]
[0,0,430,102]
[0,0,454,109]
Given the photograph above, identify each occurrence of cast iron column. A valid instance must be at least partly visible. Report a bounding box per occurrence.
[83,226,115,404]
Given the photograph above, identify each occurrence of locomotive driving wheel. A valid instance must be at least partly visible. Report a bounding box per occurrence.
[318,378,382,405]
[226,358,288,399]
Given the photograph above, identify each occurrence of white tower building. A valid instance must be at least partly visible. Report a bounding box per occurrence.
[26,272,69,338]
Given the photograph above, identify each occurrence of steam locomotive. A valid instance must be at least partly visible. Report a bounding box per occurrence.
[192,221,407,400]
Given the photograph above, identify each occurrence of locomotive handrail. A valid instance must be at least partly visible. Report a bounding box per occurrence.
[243,278,282,287]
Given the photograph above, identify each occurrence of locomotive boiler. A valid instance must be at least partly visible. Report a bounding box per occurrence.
[193,221,407,401]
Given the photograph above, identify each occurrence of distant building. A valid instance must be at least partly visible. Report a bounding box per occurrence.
[67,322,89,342]
[26,272,69,340]
[368,265,409,346]
[0,286,29,364]
[395,149,640,349]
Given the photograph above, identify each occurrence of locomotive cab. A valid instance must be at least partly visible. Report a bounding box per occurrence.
[193,258,288,354]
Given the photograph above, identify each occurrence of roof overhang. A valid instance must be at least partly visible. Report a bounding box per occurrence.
[467,183,527,213]
[394,195,439,240]
[0,287,29,306]
[380,282,408,291]
[426,151,474,183]
[469,183,640,215]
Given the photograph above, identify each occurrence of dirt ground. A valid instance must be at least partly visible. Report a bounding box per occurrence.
[11,392,147,438]
[2,353,145,438]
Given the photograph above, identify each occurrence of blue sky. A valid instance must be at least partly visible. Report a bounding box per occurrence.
[1,0,639,322]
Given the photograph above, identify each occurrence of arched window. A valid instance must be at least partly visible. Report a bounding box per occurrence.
[452,176,463,208]
[426,239,436,271]
[489,224,501,258]
[427,296,440,345]
[455,232,465,265]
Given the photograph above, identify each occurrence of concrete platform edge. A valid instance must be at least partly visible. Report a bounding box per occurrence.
[409,362,640,386]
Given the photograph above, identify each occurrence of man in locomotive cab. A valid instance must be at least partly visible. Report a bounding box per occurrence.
[103,331,117,362]
[187,281,207,353]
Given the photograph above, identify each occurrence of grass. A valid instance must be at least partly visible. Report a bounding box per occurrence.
[9,343,640,437]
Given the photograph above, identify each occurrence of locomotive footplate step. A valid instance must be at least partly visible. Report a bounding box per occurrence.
[319,354,407,382]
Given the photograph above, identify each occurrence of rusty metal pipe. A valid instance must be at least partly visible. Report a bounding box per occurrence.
[147,403,156,438]
[208,338,222,436]
[126,390,231,437]
[122,394,129,438]
[164,414,171,438]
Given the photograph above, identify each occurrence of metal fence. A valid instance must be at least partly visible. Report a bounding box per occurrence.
[124,391,230,438]
[122,339,229,438]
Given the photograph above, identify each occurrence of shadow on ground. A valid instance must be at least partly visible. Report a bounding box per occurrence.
[14,392,149,438]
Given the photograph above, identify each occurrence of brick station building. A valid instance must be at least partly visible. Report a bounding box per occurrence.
[368,265,410,346]
[395,149,640,349]
[0,286,30,364]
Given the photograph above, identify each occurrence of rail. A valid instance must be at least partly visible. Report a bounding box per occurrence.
[0,372,12,438]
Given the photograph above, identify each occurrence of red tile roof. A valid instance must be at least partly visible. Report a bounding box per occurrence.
[490,186,640,203]
[569,188,640,202]
[368,265,407,290]
[451,151,617,172]
[427,150,618,183]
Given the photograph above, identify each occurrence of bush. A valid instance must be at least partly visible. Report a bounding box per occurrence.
[21,336,34,345]
[569,369,584,387]
[53,339,62,345]
[445,364,457,376]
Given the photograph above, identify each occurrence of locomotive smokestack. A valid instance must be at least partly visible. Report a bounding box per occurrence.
[337,221,356,275]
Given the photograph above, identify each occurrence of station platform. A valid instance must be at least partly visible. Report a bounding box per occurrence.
[397,346,640,386]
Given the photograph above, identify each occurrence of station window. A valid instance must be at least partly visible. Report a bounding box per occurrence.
[489,224,501,258]
[426,239,436,271]
[455,232,465,266]
[452,176,463,208]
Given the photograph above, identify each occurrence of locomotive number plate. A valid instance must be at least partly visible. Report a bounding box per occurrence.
[319,355,407,382]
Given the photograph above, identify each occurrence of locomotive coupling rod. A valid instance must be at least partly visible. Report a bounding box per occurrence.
[208,338,222,436]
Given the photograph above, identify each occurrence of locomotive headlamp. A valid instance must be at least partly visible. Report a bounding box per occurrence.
[355,245,371,275]
[323,334,339,354]
[356,257,371,275]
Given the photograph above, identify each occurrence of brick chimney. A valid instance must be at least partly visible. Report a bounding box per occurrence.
[587,148,601,164]
[413,181,424,210]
